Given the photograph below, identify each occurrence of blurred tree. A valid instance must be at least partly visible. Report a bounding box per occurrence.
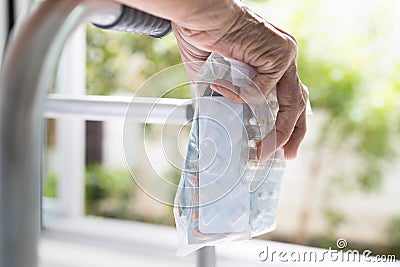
[266,0,400,247]
[85,0,400,254]
[85,165,136,219]
[43,171,58,198]
[86,24,184,96]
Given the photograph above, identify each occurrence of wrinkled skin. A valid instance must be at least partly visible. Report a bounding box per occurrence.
[120,0,309,160]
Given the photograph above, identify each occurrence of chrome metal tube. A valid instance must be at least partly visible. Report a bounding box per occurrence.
[45,95,191,124]
[92,5,172,38]
[1,1,214,267]
[197,247,216,267]
[0,1,122,267]
[89,2,123,27]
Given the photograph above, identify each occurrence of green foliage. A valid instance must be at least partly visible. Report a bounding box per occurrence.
[85,165,136,219]
[288,1,400,192]
[84,1,400,234]
[87,1,400,192]
[86,24,182,95]
[386,217,400,259]
[324,208,346,234]
[43,171,58,198]
[297,59,360,116]
[316,208,348,250]
[85,164,176,225]
[162,84,191,99]
[388,216,400,246]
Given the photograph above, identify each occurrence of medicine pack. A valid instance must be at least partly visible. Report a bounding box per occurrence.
[173,52,286,256]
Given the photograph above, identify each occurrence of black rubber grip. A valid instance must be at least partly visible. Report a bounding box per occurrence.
[93,5,172,38]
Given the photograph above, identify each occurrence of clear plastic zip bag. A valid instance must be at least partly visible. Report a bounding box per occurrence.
[174,52,286,256]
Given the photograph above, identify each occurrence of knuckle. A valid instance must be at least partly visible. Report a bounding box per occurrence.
[266,34,298,69]
[298,85,309,109]
[281,36,297,61]
[298,97,307,110]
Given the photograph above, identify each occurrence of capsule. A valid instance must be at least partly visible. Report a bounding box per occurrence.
[248,148,258,160]
[192,228,215,240]
[248,139,261,148]
[249,117,265,126]
[247,161,265,170]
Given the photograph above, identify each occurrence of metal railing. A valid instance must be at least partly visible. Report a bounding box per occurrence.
[45,94,192,124]
[0,1,215,266]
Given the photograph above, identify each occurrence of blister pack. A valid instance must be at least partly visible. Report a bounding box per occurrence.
[173,53,286,256]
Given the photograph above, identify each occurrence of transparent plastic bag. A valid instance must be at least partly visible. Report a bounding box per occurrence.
[174,52,286,256]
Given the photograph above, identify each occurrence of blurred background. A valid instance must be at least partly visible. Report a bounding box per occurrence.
[46,0,400,257]
[2,0,399,265]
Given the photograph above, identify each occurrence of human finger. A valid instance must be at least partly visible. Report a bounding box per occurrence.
[172,23,210,80]
[282,109,307,159]
[210,80,244,104]
[257,63,307,160]
[210,79,266,104]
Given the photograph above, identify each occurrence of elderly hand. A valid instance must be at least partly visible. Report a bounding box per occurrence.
[172,0,308,160]
[119,0,308,160]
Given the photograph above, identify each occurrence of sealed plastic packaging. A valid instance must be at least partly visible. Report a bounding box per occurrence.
[174,52,286,256]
